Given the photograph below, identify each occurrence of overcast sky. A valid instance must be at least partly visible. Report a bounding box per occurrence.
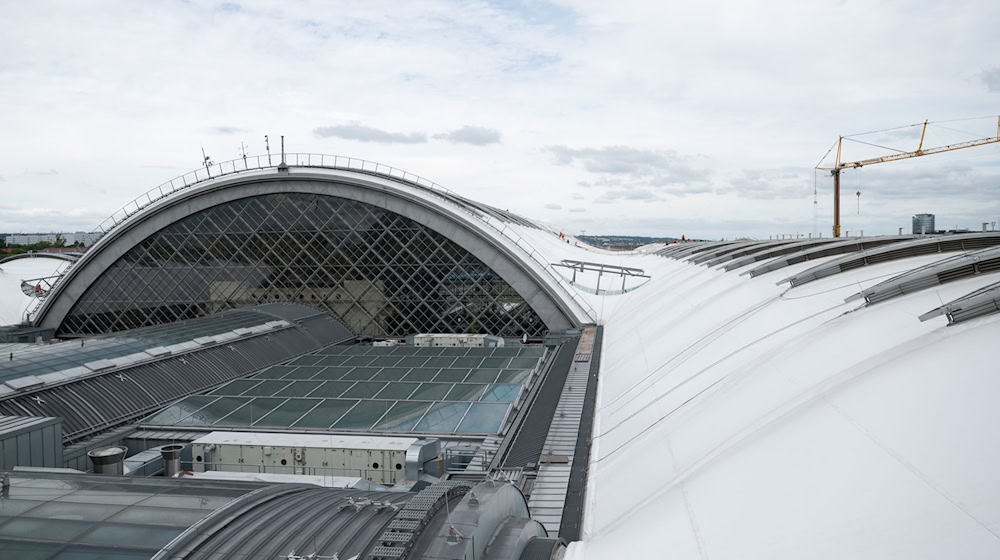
[2,0,998,239]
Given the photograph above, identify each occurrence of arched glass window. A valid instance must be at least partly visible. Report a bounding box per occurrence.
[60,193,546,337]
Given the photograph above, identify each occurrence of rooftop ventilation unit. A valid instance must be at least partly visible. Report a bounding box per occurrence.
[189,431,439,485]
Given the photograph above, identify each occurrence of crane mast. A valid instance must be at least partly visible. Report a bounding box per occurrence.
[817,116,1000,237]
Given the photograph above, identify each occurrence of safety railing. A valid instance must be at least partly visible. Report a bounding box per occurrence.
[35,153,599,326]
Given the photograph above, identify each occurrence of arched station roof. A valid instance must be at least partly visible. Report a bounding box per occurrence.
[33,162,593,336]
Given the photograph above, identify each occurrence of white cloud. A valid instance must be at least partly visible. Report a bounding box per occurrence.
[0,0,997,238]
[434,125,501,145]
[314,123,427,144]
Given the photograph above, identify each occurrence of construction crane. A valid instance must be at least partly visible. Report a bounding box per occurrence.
[817,116,1000,237]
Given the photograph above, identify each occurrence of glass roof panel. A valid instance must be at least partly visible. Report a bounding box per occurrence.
[253,399,319,427]
[252,365,298,379]
[292,399,357,428]
[480,357,511,368]
[179,397,250,425]
[451,356,484,368]
[374,382,420,400]
[465,369,501,383]
[0,517,94,542]
[282,366,324,380]
[289,355,323,366]
[369,356,403,367]
[276,380,324,397]
[143,395,218,424]
[374,401,431,431]
[409,383,452,401]
[518,347,546,358]
[315,355,350,366]
[497,369,531,383]
[481,384,522,402]
[432,369,469,383]
[445,383,487,401]
[76,523,183,549]
[414,402,470,432]
[208,378,261,395]
[397,356,429,368]
[240,379,292,397]
[371,367,410,381]
[403,368,439,382]
[508,357,540,369]
[309,381,355,398]
[424,356,456,368]
[52,546,163,560]
[312,366,354,380]
[24,501,124,522]
[456,402,509,434]
[105,506,209,528]
[214,397,285,425]
[342,367,378,381]
[333,400,393,429]
[342,355,377,367]
[341,381,388,398]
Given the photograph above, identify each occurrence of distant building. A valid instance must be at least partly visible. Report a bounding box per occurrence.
[913,213,935,235]
[3,231,101,246]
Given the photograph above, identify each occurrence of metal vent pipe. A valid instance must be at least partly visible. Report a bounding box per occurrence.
[161,444,185,477]
[88,446,127,475]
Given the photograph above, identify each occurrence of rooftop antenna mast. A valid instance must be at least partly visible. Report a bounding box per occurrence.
[265,135,272,166]
[201,148,213,176]
[278,135,288,172]
[817,115,1000,237]
[239,141,248,166]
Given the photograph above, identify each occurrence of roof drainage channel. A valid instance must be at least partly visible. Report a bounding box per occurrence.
[847,246,1000,305]
[919,280,1000,325]
[782,232,1000,288]
[745,236,912,278]
[722,238,841,271]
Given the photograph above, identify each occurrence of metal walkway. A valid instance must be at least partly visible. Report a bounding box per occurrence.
[527,326,596,536]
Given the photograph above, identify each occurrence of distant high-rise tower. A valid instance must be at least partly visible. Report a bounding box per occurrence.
[912,214,935,235]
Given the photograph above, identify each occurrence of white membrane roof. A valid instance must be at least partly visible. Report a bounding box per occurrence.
[482,226,1000,559]
[0,255,69,326]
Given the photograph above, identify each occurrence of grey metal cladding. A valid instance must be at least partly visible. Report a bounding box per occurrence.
[153,485,414,560]
[55,191,549,338]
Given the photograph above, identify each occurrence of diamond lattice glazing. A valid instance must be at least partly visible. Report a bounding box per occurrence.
[60,193,546,337]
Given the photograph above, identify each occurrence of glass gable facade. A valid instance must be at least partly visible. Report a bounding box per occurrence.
[59,193,546,337]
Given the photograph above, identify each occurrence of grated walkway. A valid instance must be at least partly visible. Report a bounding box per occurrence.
[527,327,595,536]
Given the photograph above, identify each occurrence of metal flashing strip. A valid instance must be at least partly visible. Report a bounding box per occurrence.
[919,280,1000,325]
[781,232,1000,288]
[847,246,1000,305]
[723,238,841,272]
[702,240,798,268]
[686,241,764,264]
[745,236,911,278]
